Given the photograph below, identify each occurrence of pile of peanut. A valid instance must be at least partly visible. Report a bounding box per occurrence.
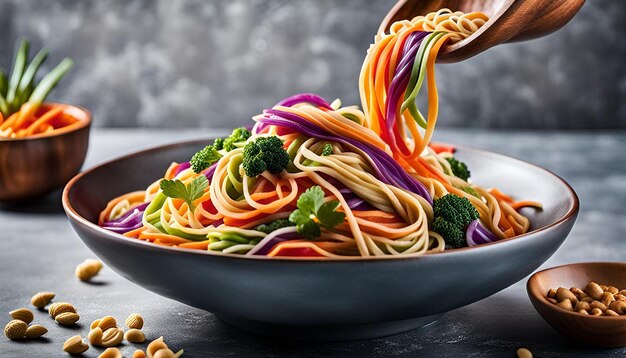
[546,281,626,316]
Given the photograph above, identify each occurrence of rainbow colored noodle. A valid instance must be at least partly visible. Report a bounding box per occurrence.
[99,9,541,258]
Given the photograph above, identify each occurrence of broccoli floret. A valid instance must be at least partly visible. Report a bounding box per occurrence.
[242,136,290,177]
[433,216,466,249]
[213,137,224,151]
[255,219,295,234]
[432,194,479,248]
[190,145,222,173]
[223,127,251,151]
[446,157,470,181]
[321,143,333,156]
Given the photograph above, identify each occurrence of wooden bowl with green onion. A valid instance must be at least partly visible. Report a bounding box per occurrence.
[0,40,90,203]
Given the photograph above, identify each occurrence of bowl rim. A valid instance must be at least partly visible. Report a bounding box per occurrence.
[527,261,626,321]
[0,102,91,142]
[62,138,579,262]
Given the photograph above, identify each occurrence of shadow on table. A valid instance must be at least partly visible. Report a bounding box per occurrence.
[186,293,626,357]
[0,188,64,214]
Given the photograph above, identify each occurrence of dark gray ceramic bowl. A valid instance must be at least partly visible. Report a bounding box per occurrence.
[62,140,578,341]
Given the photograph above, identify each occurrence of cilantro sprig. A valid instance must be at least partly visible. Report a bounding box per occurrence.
[160,176,209,211]
[289,186,345,239]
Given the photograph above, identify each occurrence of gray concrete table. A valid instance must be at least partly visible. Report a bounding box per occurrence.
[1,129,625,357]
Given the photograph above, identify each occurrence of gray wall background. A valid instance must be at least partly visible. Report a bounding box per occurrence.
[0,0,624,129]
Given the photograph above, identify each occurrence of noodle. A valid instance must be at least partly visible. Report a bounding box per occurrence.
[99,9,539,258]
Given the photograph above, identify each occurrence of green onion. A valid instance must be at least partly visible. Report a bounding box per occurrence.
[16,49,49,107]
[5,41,29,112]
[29,58,73,105]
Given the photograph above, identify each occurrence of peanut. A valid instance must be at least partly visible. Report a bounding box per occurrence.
[9,308,34,324]
[590,308,603,316]
[101,327,124,347]
[570,287,586,299]
[586,282,604,300]
[88,327,103,345]
[581,296,594,303]
[602,292,615,306]
[547,289,557,299]
[607,286,619,294]
[63,335,89,355]
[97,316,117,331]
[574,301,591,312]
[99,347,122,358]
[55,312,80,326]
[590,300,607,312]
[516,348,533,358]
[24,324,48,339]
[577,309,589,315]
[31,291,55,309]
[609,300,626,314]
[133,350,147,358]
[48,302,76,318]
[556,299,573,311]
[125,328,146,343]
[154,349,176,358]
[556,287,578,305]
[546,297,557,304]
[605,309,619,317]
[4,320,27,340]
[75,259,103,281]
[126,313,144,329]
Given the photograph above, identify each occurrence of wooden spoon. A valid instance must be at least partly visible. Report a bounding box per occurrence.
[379,0,585,63]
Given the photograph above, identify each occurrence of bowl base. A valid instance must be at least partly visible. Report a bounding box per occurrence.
[215,313,443,341]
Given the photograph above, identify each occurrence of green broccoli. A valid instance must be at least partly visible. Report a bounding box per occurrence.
[242,136,290,177]
[321,143,333,156]
[190,145,222,173]
[213,137,224,151]
[223,127,251,151]
[432,194,479,248]
[446,157,470,181]
[255,219,295,234]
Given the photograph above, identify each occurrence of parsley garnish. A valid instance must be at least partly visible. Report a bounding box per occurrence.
[160,176,209,211]
[289,186,345,239]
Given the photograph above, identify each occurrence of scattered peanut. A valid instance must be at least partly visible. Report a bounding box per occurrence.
[88,327,103,345]
[75,259,103,281]
[9,308,34,324]
[97,316,117,331]
[4,320,28,340]
[24,324,48,339]
[48,302,76,318]
[547,281,626,316]
[133,350,147,358]
[516,347,533,358]
[125,328,146,343]
[99,347,122,358]
[126,313,144,329]
[63,335,89,355]
[101,327,124,347]
[55,312,81,326]
[146,336,184,358]
[31,291,55,309]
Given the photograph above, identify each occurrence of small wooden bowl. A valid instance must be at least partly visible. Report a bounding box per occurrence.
[0,103,91,203]
[527,262,626,348]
